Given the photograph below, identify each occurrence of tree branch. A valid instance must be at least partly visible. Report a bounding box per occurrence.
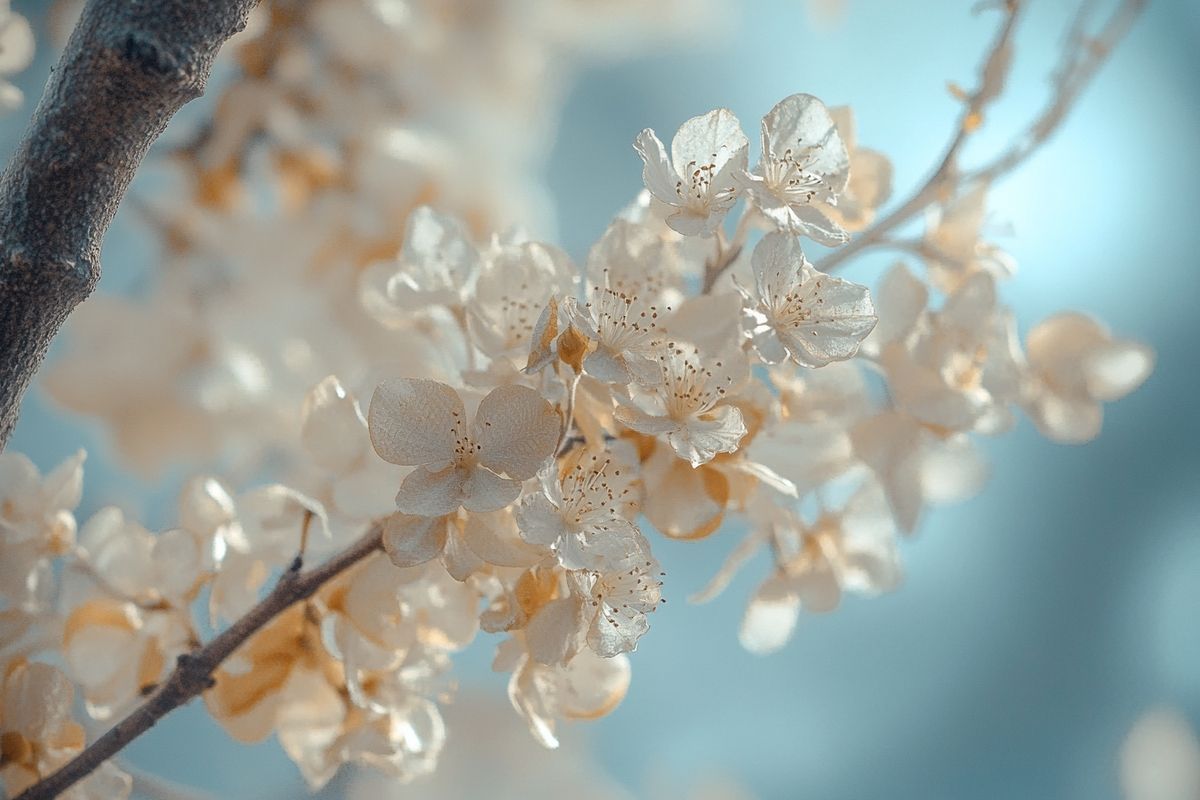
[0,0,260,450]
[815,0,1024,274]
[814,0,1144,276]
[14,525,384,800]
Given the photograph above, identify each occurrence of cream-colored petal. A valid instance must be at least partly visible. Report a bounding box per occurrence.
[461,467,522,514]
[382,513,447,567]
[739,573,800,655]
[368,378,464,468]
[301,376,368,474]
[474,384,560,480]
[395,466,467,516]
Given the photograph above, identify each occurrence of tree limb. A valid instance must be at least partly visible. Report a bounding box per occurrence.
[14,524,384,800]
[0,0,260,450]
[815,0,1144,275]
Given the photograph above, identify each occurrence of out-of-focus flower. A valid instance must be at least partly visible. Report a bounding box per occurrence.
[0,451,84,612]
[495,637,632,749]
[0,660,131,799]
[0,4,34,112]
[739,483,900,655]
[815,106,892,232]
[1120,708,1200,800]
[1022,312,1154,444]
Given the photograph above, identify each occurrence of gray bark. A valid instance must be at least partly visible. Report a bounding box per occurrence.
[0,0,260,449]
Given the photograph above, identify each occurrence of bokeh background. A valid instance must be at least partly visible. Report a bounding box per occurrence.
[4,1,1199,798]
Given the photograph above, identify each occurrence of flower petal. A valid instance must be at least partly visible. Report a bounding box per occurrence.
[474,384,560,480]
[368,378,464,468]
[461,467,522,513]
[382,513,447,567]
[739,573,800,655]
[395,467,466,516]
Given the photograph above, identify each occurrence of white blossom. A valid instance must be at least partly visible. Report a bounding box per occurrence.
[369,379,560,514]
[615,343,748,467]
[739,94,850,244]
[742,232,876,367]
[1022,312,1153,444]
[516,450,642,571]
[634,108,749,237]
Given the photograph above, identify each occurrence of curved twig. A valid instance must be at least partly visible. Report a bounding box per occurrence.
[14,525,384,800]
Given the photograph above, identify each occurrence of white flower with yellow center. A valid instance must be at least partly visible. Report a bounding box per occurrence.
[615,343,748,467]
[516,450,642,571]
[744,232,876,367]
[634,108,749,237]
[369,379,560,515]
[739,93,851,245]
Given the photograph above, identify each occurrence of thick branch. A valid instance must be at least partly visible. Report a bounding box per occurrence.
[14,526,384,800]
[0,0,259,450]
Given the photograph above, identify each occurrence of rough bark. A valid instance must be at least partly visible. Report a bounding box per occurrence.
[0,0,260,450]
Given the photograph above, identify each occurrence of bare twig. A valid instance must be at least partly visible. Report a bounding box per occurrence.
[813,0,1144,277]
[14,524,384,800]
[815,0,1024,274]
[0,0,259,450]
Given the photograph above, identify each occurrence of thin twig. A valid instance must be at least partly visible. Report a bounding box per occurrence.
[815,0,1024,274]
[815,0,1144,276]
[14,524,384,800]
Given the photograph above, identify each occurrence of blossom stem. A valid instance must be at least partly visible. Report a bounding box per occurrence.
[555,373,582,456]
[702,207,754,293]
[14,525,385,800]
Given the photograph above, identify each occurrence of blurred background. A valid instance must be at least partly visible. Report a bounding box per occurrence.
[4,0,1199,798]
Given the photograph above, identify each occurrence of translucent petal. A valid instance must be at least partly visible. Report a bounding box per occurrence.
[474,384,560,480]
[870,262,927,348]
[614,404,678,436]
[382,514,446,567]
[461,467,522,514]
[587,603,650,658]
[463,508,545,567]
[668,404,747,467]
[633,128,680,206]
[560,650,631,720]
[739,573,800,655]
[671,108,749,184]
[851,412,925,533]
[395,466,467,516]
[301,376,368,474]
[760,94,849,193]
[368,378,463,467]
[526,597,584,665]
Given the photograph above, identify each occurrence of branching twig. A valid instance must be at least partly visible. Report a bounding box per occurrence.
[14,524,384,800]
[815,0,1024,274]
[813,0,1143,277]
[0,0,259,450]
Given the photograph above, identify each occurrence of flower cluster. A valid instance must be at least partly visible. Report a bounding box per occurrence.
[3,1,1154,795]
